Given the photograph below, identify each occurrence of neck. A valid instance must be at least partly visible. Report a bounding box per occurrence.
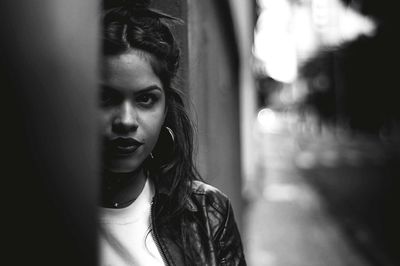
[100,168,147,208]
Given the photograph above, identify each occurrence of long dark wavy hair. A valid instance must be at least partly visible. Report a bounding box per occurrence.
[102,0,201,261]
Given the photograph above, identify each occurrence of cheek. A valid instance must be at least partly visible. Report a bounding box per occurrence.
[140,106,166,145]
[99,110,113,134]
[144,111,165,140]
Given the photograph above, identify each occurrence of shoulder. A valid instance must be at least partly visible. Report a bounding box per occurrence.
[186,180,231,214]
[191,180,229,201]
[186,180,243,248]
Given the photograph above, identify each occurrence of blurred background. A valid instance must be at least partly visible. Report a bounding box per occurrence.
[154,0,399,265]
[1,0,398,265]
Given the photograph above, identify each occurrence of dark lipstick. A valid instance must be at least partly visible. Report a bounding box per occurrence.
[107,137,143,156]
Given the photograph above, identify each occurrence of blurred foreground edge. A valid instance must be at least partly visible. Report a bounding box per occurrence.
[0,1,99,265]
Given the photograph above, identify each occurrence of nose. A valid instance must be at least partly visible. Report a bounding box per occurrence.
[112,101,138,134]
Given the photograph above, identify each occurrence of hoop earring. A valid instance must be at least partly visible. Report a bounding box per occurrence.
[165,126,175,143]
[150,153,154,159]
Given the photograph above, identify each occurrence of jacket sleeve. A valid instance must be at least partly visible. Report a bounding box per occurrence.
[215,200,247,266]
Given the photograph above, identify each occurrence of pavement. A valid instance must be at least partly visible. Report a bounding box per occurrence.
[242,110,398,266]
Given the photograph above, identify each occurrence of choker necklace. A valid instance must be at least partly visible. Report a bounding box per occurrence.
[112,198,136,208]
[102,170,150,209]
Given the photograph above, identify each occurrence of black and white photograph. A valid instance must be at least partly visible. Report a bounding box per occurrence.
[1,0,398,265]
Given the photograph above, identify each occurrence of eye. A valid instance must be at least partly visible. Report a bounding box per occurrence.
[100,86,122,107]
[136,93,158,107]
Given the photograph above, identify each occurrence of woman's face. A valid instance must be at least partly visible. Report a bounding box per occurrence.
[100,50,166,173]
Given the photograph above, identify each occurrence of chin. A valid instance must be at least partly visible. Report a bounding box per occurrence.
[105,157,143,173]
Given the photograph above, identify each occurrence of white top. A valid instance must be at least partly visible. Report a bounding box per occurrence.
[99,179,165,266]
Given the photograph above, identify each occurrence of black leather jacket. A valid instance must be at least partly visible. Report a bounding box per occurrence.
[151,181,246,266]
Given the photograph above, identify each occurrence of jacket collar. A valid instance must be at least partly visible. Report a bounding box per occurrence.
[184,196,198,212]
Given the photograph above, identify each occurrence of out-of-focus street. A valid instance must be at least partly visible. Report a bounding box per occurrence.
[243,110,399,266]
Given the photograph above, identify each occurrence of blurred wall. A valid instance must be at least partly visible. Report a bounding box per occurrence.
[0,1,98,265]
[229,0,258,200]
[186,0,243,226]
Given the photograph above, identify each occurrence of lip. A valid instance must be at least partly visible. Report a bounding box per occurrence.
[106,137,144,156]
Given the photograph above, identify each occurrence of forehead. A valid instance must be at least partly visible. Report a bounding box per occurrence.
[102,50,162,90]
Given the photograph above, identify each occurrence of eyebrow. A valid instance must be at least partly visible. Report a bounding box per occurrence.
[135,85,163,94]
[100,84,163,94]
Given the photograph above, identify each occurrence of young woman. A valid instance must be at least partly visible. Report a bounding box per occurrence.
[99,0,246,265]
